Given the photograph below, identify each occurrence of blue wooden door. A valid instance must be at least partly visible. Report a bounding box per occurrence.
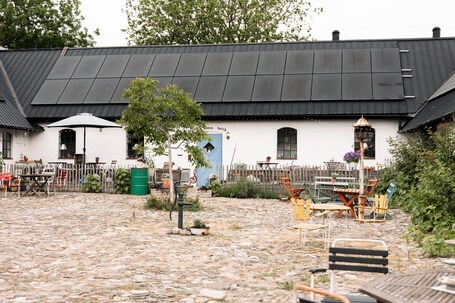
[197,134,222,186]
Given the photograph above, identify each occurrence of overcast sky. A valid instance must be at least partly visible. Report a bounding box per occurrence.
[80,0,455,47]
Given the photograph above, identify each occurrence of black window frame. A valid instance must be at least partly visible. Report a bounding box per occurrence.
[59,129,76,159]
[354,128,376,159]
[127,132,144,159]
[277,127,297,160]
[2,132,12,159]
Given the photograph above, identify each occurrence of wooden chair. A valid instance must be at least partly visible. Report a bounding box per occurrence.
[289,198,330,249]
[356,183,397,223]
[360,179,379,205]
[280,177,304,200]
[294,284,350,303]
[308,238,389,303]
[0,172,21,199]
[48,170,68,195]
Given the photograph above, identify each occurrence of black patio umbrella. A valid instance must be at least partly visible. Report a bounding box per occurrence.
[47,113,122,167]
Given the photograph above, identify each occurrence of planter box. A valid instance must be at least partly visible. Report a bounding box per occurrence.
[190,227,210,235]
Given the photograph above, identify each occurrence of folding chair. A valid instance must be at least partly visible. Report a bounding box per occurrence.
[0,172,21,199]
[304,183,333,203]
[280,177,305,200]
[308,238,388,303]
[48,170,68,195]
[290,198,330,250]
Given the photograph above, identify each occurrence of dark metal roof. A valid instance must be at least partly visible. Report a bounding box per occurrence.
[0,61,40,131]
[0,37,454,124]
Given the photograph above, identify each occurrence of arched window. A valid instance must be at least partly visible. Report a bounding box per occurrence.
[59,129,76,158]
[277,127,297,159]
[127,132,144,159]
[354,127,375,159]
[2,132,12,158]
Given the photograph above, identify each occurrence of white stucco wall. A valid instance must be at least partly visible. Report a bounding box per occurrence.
[1,118,410,171]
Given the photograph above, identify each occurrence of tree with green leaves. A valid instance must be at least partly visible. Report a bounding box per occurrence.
[0,0,98,49]
[124,0,321,45]
[119,78,210,199]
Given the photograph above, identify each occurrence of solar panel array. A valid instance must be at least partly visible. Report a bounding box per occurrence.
[32,48,404,105]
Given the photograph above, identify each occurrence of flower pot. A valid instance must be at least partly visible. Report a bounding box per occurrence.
[190,227,210,235]
[331,178,336,183]
[161,178,170,189]
[348,162,358,169]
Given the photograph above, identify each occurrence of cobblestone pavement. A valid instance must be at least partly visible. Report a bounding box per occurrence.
[0,192,446,302]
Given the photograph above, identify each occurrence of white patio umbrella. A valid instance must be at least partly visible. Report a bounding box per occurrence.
[47,113,122,167]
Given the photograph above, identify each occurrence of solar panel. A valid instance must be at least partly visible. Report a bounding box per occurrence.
[149,54,181,76]
[123,54,155,77]
[372,73,404,99]
[371,48,401,72]
[58,79,93,104]
[72,56,106,78]
[229,52,259,75]
[111,78,135,103]
[84,78,119,103]
[343,49,371,73]
[172,77,199,96]
[342,74,372,100]
[285,50,314,74]
[47,56,81,79]
[251,75,283,101]
[97,55,130,78]
[194,76,226,102]
[281,75,312,101]
[311,74,341,100]
[175,53,206,76]
[314,49,342,73]
[31,79,68,104]
[152,77,173,89]
[257,51,286,74]
[202,52,233,75]
[222,76,254,101]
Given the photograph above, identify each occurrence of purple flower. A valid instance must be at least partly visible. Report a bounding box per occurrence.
[343,151,360,163]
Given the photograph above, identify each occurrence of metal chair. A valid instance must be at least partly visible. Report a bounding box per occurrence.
[48,170,68,195]
[294,284,350,303]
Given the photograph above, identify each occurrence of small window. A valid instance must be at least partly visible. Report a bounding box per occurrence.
[354,128,375,159]
[127,132,144,159]
[277,128,297,159]
[2,132,12,158]
[59,129,76,158]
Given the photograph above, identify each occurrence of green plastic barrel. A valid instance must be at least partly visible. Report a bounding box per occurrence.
[130,168,149,195]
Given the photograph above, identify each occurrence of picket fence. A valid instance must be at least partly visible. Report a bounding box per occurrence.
[3,162,382,195]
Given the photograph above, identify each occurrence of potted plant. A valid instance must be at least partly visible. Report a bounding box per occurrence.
[331,173,339,183]
[161,173,170,189]
[343,151,360,168]
[190,218,210,235]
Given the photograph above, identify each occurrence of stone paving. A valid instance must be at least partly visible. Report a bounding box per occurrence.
[0,192,446,302]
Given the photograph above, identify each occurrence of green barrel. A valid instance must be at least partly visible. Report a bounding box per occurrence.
[130,168,149,195]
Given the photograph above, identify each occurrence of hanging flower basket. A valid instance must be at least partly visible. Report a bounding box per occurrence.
[343,151,360,163]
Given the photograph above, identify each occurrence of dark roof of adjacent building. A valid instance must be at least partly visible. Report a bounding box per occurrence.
[0,34,454,129]
[0,61,40,131]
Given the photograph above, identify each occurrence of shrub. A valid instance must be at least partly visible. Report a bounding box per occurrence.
[82,174,102,193]
[386,122,455,256]
[114,168,131,194]
[212,178,279,199]
[144,195,172,210]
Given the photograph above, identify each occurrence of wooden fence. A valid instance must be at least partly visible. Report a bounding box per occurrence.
[3,163,383,195]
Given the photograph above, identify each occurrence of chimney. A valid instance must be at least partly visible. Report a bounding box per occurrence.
[432,27,441,38]
[332,30,340,41]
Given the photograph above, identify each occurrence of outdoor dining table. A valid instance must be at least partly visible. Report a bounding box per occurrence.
[310,203,351,235]
[359,269,455,303]
[20,172,54,196]
[332,187,360,218]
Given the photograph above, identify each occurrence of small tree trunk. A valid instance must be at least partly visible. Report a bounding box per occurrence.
[167,139,174,199]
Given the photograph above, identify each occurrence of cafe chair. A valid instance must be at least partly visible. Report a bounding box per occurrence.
[308,238,389,303]
[359,179,379,206]
[289,198,330,250]
[48,170,68,196]
[0,172,21,199]
[294,284,350,303]
[280,177,305,200]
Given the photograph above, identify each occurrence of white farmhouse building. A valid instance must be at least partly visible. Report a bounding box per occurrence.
[0,28,454,186]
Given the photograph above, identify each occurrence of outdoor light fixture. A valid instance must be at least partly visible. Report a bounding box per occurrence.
[353,116,372,207]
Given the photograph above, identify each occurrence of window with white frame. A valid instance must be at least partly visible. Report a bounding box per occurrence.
[277,127,297,159]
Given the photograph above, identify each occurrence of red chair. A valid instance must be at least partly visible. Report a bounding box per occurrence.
[0,172,21,199]
[48,170,67,195]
